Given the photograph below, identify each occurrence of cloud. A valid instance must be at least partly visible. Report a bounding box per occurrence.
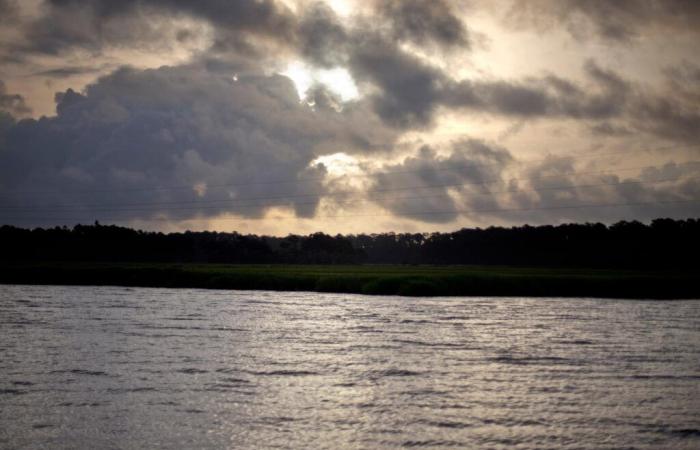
[443,60,633,120]
[348,35,446,128]
[374,0,469,49]
[0,64,396,225]
[0,80,31,117]
[485,155,700,224]
[609,61,700,145]
[296,18,699,145]
[445,61,700,145]
[370,140,514,223]
[8,0,694,147]
[10,0,294,63]
[344,52,633,129]
[506,0,700,43]
[633,95,700,144]
[297,2,349,68]
[290,12,642,131]
[306,23,585,128]
[0,0,18,23]
[367,140,700,225]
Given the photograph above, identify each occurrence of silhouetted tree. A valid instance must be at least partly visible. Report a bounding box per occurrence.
[1,218,698,268]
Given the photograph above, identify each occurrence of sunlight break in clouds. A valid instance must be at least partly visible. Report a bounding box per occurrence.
[281,61,359,102]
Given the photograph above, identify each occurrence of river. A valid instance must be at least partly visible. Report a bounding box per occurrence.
[1,285,699,449]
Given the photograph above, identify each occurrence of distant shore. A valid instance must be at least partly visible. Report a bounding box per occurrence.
[1,262,698,299]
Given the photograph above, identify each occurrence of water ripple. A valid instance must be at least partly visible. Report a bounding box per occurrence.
[1,285,698,450]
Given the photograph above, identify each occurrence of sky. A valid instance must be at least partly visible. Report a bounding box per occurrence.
[0,0,699,235]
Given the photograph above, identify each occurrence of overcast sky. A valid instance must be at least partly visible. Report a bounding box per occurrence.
[1,0,699,234]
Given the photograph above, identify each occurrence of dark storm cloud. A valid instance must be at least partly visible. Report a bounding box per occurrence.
[371,142,700,224]
[348,35,446,128]
[374,0,469,49]
[493,156,700,224]
[139,0,293,33]
[20,1,157,55]
[443,60,632,120]
[16,0,295,58]
[338,30,558,128]
[13,0,693,143]
[297,2,349,68]
[370,140,513,223]
[296,0,469,70]
[0,64,396,224]
[236,3,450,128]
[294,8,699,140]
[0,80,31,117]
[620,62,700,144]
[0,0,17,22]
[352,50,699,145]
[285,6,460,128]
[633,96,700,144]
[295,8,638,131]
[507,0,700,42]
[12,0,470,62]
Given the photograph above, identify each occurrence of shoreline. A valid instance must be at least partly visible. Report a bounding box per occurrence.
[1,263,698,299]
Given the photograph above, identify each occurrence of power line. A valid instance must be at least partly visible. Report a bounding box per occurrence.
[2,199,698,224]
[0,176,687,215]
[0,145,687,197]
[2,161,696,211]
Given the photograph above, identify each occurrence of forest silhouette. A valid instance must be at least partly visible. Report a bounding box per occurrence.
[2,218,698,268]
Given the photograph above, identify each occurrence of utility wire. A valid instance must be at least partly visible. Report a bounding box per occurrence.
[0,177,687,215]
[2,199,698,224]
[0,145,686,196]
[2,162,697,211]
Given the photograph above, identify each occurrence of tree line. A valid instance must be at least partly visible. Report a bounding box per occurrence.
[1,218,698,268]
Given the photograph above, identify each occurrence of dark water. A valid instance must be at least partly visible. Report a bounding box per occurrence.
[1,285,699,449]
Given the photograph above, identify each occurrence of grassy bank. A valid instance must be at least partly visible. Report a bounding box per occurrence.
[1,262,698,299]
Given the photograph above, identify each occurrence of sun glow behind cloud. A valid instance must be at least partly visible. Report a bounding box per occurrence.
[312,152,362,177]
[281,61,359,102]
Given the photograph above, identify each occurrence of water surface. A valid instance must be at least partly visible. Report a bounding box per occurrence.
[1,285,699,449]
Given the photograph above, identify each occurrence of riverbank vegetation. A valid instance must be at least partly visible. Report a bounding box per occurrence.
[2,218,698,298]
[1,218,699,268]
[1,262,697,299]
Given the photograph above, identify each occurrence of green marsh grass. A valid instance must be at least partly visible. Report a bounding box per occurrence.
[1,262,698,299]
